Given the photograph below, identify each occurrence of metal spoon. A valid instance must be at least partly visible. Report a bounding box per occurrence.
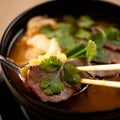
[0,55,25,82]
[0,54,88,94]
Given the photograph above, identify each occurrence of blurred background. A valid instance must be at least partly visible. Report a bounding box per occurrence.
[0,0,120,40]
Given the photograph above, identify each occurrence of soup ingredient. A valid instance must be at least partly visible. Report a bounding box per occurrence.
[75,29,91,39]
[40,56,81,95]
[66,40,96,62]
[40,75,64,95]
[40,56,62,72]
[105,26,120,46]
[40,56,64,95]
[63,64,80,85]
[28,39,96,97]
[77,15,95,28]
[25,65,75,102]
[26,34,50,54]
[24,57,91,102]
[41,22,76,50]
[8,14,120,110]
[26,16,57,37]
[27,35,62,54]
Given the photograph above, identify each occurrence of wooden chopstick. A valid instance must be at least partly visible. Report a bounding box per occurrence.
[81,78,120,88]
[77,64,120,71]
[77,64,120,88]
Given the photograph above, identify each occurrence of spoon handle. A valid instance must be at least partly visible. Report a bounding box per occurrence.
[0,55,25,81]
[0,55,20,71]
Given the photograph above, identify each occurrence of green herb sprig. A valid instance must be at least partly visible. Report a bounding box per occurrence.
[65,40,96,62]
[40,56,62,72]
[105,26,120,46]
[40,63,64,95]
[40,56,81,95]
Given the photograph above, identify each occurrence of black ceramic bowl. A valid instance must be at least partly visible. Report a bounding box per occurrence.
[1,0,120,120]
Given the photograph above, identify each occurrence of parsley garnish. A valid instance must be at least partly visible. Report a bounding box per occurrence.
[90,30,108,62]
[77,15,95,28]
[105,26,120,46]
[40,61,64,95]
[41,22,76,50]
[40,56,62,72]
[40,77,64,95]
[40,56,81,95]
[66,40,96,62]
[75,29,91,39]
[64,64,81,85]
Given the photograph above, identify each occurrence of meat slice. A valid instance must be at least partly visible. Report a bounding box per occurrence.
[67,58,95,78]
[24,65,77,102]
[24,58,91,102]
[30,83,75,102]
[94,70,120,78]
[67,58,90,67]
[105,40,120,51]
[105,49,120,64]
[93,49,120,78]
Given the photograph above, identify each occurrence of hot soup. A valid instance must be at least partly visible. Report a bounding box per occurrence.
[8,15,120,112]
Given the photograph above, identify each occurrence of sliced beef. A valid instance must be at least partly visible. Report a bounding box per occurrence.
[67,58,95,78]
[30,83,75,102]
[24,65,75,102]
[105,48,120,64]
[105,40,120,51]
[24,58,92,102]
[67,58,90,66]
[63,59,94,91]
[89,41,120,77]
[93,48,120,78]
[94,70,120,78]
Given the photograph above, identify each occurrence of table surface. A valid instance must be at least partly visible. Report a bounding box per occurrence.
[0,0,120,41]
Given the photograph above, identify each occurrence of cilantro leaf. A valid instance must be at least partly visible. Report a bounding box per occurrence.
[75,29,91,39]
[39,55,82,95]
[105,26,120,45]
[40,77,64,95]
[40,22,76,50]
[40,57,65,95]
[63,64,81,85]
[58,22,74,34]
[65,43,85,57]
[90,31,105,49]
[40,56,62,72]
[66,40,96,62]
[40,25,56,38]
[54,22,76,49]
[90,29,108,62]
[93,48,108,62]
[55,31,76,49]
[77,15,95,28]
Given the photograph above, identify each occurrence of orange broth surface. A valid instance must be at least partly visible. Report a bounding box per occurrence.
[9,36,120,112]
[8,15,120,112]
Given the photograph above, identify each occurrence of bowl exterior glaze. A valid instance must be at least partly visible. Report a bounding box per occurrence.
[1,0,120,120]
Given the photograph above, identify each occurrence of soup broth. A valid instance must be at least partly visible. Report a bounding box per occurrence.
[8,15,120,112]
